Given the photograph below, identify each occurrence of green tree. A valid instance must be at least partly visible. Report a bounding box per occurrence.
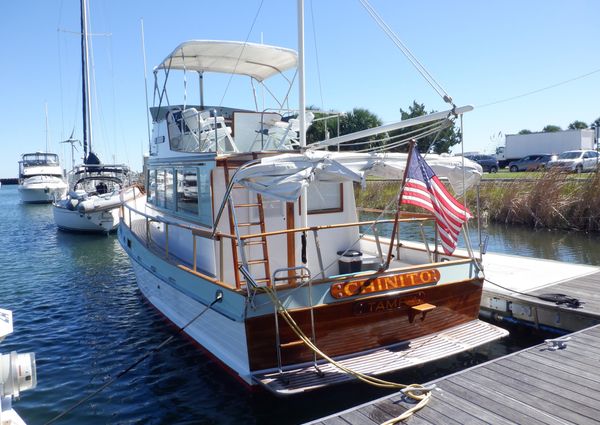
[568,120,588,130]
[543,125,562,132]
[386,101,461,154]
[306,108,382,150]
[590,117,600,128]
[518,129,533,135]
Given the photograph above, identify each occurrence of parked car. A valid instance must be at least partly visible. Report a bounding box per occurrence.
[462,154,499,173]
[508,154,556,172]
[546,150,599,173]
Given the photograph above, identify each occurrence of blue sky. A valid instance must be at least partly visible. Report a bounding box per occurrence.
[2,0,599,177]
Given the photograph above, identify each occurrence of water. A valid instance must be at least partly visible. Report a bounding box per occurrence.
[1,185,598,424]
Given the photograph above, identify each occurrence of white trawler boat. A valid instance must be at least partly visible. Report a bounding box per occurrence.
[118,39,507,395]
[0,308,37,425]
[52,0,143,233]
[18,152,68,204]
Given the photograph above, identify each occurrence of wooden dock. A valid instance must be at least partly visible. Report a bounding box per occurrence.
[481,252,600,332]
[309,324,600,425]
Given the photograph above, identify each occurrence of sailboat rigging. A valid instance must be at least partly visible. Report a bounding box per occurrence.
[52,0,142,233]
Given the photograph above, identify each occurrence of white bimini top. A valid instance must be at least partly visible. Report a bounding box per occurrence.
[155,40,298,82]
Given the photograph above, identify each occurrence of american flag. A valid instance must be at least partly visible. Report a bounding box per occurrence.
[401,149,471,255]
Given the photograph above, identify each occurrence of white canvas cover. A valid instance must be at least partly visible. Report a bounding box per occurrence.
[233,151,482,202]
[156,40,298,82]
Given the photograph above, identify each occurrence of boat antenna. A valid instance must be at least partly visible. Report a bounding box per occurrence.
[44,102,49,153]
[140,19,151,149]
[298,0,308,230]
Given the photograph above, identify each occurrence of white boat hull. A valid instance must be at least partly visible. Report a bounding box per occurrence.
[18,178,68,204]
[53,204,120,233]
[53,187,143,233]
[119,225,252,383]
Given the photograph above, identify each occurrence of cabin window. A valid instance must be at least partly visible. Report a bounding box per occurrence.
[148,164,213,227]
[176,168,199,216]
[156,169,166,207]
[147,169,156,203]
[165,168,175,210]
[197,163,213,226]
[307,181,343,214]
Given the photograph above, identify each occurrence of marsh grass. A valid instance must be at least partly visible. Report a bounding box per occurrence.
[356,171,600,231]
[477,170,600,231]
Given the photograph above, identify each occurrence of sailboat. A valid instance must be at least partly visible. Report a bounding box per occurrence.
[18,107,68,204]
[53,0,142,233]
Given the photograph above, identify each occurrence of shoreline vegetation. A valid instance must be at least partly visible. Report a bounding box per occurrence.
[357,170,600,232]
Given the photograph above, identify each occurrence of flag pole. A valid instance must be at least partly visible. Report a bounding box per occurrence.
[383,139,416,270]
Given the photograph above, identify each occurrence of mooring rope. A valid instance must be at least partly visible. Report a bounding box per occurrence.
[43,292,223,425]
[483,277,583,308]
[260,284,433,423]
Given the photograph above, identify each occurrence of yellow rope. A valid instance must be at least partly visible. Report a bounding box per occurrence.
[263,285,432,423]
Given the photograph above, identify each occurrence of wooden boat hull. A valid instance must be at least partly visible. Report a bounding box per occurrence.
[119,220,496,389]
[245,279,483,371]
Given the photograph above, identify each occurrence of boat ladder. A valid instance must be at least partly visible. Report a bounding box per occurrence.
[223,160,272,289]
[270,266,321,377]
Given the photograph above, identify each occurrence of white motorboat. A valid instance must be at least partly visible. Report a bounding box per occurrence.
[18,152,68,204]
[0,308,37,425]
[118,38,507,395]
[52,0,143,233]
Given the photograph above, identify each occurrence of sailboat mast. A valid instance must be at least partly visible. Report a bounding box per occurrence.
[80,0,93,161]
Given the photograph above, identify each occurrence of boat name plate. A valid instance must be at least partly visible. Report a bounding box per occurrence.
[352,291,426,315]
[330,269,440,299]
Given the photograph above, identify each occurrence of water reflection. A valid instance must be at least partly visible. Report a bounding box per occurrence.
[1,186,596,424]
[361,211,600,266]
[484,223,600,265]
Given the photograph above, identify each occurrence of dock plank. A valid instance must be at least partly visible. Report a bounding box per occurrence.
[445,376,559,425]
[307,325,600,425]
[425,386,514,425]
[539,341,600,368]
[470,364,599,424]
[338,408,378,425]
[485,361,600,412]
[519,350,600,384]
[482,255,600,332]
[508,355,600,395]
[372,396,437,425]
[319,417,349,425]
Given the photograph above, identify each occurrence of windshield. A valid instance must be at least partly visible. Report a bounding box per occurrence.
[558,151,582,160]
[22,153,59,165]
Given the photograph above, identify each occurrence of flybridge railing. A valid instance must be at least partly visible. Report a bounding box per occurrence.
[121,201,454,291]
